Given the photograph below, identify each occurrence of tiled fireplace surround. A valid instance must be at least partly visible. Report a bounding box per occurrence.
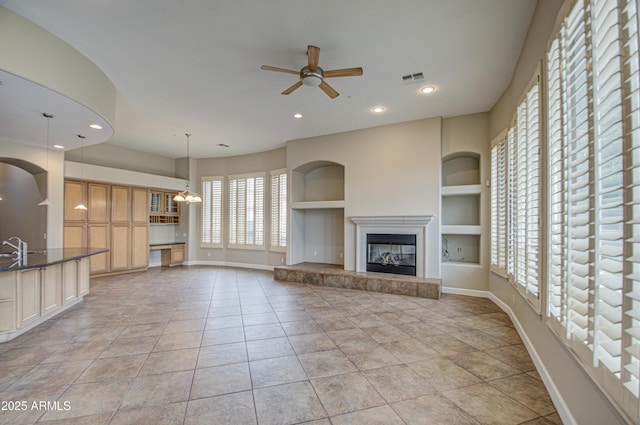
[275,216,441,299]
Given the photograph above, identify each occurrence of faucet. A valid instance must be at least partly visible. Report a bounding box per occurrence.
[2,237,28,266]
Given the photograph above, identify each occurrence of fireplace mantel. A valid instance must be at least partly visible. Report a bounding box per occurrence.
[351,215,434,278]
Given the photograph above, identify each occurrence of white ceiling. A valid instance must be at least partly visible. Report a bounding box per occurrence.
[0,0,537,159]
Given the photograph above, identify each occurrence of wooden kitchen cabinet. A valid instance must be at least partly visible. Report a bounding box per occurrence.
[149,189,180,224]
[42,265,61,315]
[88,183,109,223]
[64,181,86,222]
[64,180,149,276]
[88,224,110,274]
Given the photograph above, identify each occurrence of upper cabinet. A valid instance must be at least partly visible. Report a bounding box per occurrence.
[149,190,180,224]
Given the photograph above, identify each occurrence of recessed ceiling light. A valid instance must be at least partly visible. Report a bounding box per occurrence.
[89,124,103,130]
[294,113,303,119]
[420,86,435,94]
[52,145,65,149]
[372,106,386,113]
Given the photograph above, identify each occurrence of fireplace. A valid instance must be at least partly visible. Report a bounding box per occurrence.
[366,233,416,276]
[351,215,434,278]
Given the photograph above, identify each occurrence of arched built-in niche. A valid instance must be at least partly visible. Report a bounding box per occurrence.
[0,159,47,250]
[289,161,345,266]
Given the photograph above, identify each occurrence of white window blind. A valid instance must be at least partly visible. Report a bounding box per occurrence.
[545,0,640,420]
[504,80,541,309]
[491,136,508,272]
[229,173,264,248]
[201,176,223,247]
[270,169,287,249]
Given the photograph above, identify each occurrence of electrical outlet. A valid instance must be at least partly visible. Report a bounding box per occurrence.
[339,252,343,258]
[208,252,211,257]
[313,251,318,257]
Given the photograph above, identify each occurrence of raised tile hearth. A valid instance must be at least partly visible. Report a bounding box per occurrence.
[274,263,441,299]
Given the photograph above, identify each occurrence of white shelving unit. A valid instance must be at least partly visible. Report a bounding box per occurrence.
[442,153,482,265]
[289,161,345,266]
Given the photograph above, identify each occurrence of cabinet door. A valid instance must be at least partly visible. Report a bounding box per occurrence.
[89,224,110,274]
[64,223,86,249]
[18,269,40,326]
[111,186,131,223]
[77,258,90,296]
[172,245,185,264]
[42,265,61,315]
[62,260,78,304]
[132,187,149,224]
[64,181,86,222]
[88,183,110,223]
[150,191,163,213]
[111,224,130,271]
[131,224,149,269]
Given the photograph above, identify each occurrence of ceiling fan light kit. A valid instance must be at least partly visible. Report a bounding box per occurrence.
[261,45,363,99]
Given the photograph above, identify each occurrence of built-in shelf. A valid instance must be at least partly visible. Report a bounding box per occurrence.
[442,153,480,186]
[290,161,346,266]
[441,152,482,266]
[441,225,482,235]
[442,234,480,264]
[291,200,345,210]
[442,184,482,196]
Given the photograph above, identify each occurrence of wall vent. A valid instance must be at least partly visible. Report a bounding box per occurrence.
[401,72,425,85]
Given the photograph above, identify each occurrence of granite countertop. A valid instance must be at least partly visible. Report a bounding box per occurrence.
[0,247,109,272]
[149,242,186,246]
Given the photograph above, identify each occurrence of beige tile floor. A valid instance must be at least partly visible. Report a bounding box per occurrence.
[0,266,562,425]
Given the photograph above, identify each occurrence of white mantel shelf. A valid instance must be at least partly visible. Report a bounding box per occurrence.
[350,215,434,226]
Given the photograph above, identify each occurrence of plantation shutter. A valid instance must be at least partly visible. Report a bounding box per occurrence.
[228,173,264,248]
[201,177,222,246]
[491,137,507,271]
[547,36,565,323]
[271,170,287,249]
[544,0,640,418]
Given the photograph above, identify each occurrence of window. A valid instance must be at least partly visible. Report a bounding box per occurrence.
[201,176,223,247]
[545,0,640,420]
[229,172,264,248]
[490,78,541,310]
[271,169,287,250]
[491,133,507,272]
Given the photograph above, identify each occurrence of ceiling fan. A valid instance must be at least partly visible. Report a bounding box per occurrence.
[261,45,363,99]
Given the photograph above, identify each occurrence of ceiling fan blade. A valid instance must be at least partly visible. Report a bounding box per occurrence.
[324,67,364,78]
[261,65,299,75]
[307,45,320,71]
[282,81,303,95]
[319,80,339,99]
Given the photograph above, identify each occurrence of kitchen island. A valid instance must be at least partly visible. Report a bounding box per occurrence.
[0,248,108,342]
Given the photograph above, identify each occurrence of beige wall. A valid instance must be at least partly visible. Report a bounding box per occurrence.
[0,140,64,251]
[287,118,442,278]
[65,143,177,178]
[487,0,628,423]
[191,148,287,268]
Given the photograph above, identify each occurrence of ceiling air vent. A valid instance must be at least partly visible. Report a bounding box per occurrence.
[401,72,425,85]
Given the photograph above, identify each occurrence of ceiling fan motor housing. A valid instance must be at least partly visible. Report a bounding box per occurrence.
[301,66,323,86]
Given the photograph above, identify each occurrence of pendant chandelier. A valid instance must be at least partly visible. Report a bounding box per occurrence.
[174,133,201,204]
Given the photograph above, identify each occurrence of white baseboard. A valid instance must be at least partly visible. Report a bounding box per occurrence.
[443,287,576,425]
[186,260,274,271]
